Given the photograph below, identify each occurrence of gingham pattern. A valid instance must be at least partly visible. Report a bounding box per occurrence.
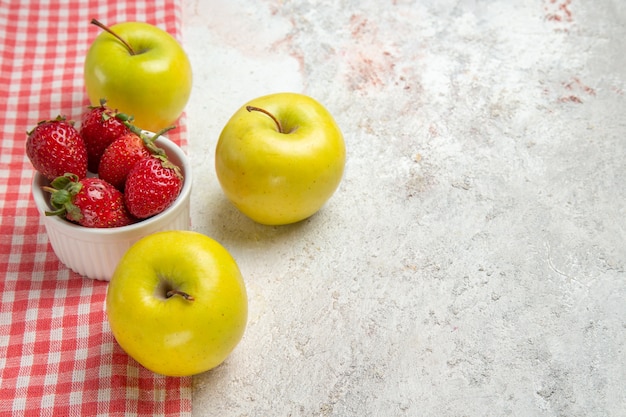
[0,1,192,415]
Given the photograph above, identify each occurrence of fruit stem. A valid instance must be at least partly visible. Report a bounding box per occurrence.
[91,18,137,56]
[152,125,177,141]
[246,105,283,134]
[166,289,195,301]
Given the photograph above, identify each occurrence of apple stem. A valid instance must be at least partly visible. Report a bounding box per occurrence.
[246,105,284,134]
[90,18,137,56]
[166,289,195,301]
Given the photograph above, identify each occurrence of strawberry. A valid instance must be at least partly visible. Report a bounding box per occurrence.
[43,173,135,228]
[79,99,132,172]
[26,116,88,181]
[98,125,174,191]
[124,155,184,219]
[98,132,152,190]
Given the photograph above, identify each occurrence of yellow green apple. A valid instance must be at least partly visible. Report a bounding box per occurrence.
[84,19,192,132]
[106,230,248,376]
[215,92,346,225]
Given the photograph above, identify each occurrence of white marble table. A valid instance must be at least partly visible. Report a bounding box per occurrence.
[182,1,626,415]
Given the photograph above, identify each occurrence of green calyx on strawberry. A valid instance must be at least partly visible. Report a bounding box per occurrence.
[43,174,84,221]
[43,173,135,228]
[123,122,175,157]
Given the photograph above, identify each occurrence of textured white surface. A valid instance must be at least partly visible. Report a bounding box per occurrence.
[182,1,626,415]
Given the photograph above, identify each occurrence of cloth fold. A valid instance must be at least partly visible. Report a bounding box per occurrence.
[0,1,192,415]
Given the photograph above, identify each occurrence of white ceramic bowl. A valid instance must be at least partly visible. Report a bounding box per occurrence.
[31,136,192,281]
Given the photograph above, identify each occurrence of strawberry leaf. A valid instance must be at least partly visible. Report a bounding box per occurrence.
[50,174,72,189]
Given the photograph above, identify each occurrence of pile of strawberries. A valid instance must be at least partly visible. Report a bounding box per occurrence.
[26,100,184,228]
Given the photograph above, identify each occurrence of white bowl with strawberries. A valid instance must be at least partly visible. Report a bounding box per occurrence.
[28,101,192,281]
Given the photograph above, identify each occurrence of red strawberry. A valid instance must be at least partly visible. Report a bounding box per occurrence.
[98,132,152,190]
[43,173,135,228]
[124,155,184,219]
[98,126,174,191]
[79,99,132,172]
[26,116,88,181]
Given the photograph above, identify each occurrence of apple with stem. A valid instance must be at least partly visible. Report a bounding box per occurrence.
[106,230,248,376]
[84,19,192,132]
[215,92,346,225]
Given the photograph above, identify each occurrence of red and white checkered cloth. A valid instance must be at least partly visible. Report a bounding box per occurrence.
[0,1,192,415]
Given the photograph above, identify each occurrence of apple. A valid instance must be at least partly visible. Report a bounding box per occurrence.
[215,92,346,225]
[84,19,192,132]
[106,230,248,377]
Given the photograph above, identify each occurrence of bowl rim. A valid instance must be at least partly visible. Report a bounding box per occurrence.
[31,135,192,236]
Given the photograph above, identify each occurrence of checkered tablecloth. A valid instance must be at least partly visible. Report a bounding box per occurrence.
[0,1,192,415]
